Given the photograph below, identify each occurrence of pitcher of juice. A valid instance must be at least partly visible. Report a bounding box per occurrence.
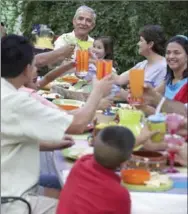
[129,69,144,105]
[118,108,144,136]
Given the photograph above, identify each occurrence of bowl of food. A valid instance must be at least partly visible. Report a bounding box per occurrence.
[126,150,167,172]
[121,169,150,185]
[52,99,85,111]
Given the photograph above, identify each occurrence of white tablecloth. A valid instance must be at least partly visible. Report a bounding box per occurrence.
[131,192,187,214]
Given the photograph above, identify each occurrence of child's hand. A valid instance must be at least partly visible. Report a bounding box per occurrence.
[88,48,98,59]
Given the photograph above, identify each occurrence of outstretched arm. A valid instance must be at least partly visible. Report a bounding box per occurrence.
[35,44,74,67]
[38,61,75,89]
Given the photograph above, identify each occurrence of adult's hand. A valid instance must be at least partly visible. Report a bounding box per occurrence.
[136,125,162,146]
[40,135,75,151]
[175,142,187,166]
[98,98,113,110]
[176,118,187,137]
[92,75,114,98]
[61,44,75,59]
[142,84,162,106]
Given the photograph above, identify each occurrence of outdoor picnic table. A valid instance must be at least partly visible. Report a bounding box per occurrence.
[52,133,187,214]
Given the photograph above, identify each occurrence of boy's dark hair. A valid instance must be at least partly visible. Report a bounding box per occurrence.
[1,34,34,78]
[94,126,135,169]
[139,25,166,56]
[1,22,5,26]
[165,35,188,84]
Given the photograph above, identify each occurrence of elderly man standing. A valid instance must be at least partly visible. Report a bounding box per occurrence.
[54,5,96,51]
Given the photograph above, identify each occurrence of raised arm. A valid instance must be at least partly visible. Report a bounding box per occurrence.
[66,75,114,134]
[143,84,187,116]
[35,44,75,67]
[38,61,75,89]
[155,81,166,95]
[113,70,130,86]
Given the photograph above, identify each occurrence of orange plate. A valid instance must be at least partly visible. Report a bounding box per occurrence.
[58,105,79,111]
[121,169,150,185]
[62,76,79,84]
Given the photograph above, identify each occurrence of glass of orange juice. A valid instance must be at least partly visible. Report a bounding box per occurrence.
[104,60,112,76]
[76,50,89,78]
[96,60,104,80]
[129,69,144,105]
[76,50,81,72]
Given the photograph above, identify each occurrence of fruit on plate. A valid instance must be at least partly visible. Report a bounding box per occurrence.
[144,172,170,188]
[121,169,150,185]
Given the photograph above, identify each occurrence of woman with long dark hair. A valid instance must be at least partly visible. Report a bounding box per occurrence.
[156,35,188,103]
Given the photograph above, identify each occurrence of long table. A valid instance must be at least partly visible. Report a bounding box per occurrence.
[52,135,187,214]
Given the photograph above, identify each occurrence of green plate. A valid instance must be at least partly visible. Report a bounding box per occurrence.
[62,144,142,161]
[62,146,94,160]
[52,99,84,107]
[121,179,173,192]
[62,148,81,160]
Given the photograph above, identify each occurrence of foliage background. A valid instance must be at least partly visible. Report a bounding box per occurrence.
[1,1,188,73]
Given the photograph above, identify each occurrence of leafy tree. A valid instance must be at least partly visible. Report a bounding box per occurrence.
[2,1,188,73]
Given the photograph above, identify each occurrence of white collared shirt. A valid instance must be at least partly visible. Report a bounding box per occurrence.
[54,30,94,50]
[1,78,73,213]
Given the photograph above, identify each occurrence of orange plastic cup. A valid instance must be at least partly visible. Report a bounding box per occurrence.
[84,50,89,72]
[129,69,144,98]
[104,60,112,76]
[96,60,104,80]
[80,51,85,72]
[76,50,81,72]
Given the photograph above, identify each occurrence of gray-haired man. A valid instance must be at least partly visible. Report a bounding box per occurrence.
[54,5,96,50]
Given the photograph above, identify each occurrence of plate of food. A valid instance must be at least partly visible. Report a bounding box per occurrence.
[52,99,85,111]
[62,145,94,160]
[121,169,173,192]
[57,75,79,84]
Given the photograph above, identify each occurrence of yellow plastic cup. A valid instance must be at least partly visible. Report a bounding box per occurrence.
[147,114,166,143]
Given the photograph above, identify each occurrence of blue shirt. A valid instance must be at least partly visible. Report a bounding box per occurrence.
[164,78,188,100]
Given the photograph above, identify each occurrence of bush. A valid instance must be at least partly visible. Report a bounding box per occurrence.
[19,1,188,73]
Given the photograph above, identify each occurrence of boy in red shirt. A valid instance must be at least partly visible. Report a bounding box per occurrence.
[56,126,135,214]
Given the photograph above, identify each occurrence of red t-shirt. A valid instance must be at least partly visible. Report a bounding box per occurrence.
[174,83,188,104]
[56,155,131,214]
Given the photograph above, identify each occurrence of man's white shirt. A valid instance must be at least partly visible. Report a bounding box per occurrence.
[1,78,73,213]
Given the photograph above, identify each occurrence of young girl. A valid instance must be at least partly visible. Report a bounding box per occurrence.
[84,36,121,97]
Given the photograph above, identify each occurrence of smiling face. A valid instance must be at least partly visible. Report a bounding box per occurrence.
[137,36,153,56]
[91,40,105,59]
[73,11,95,38]
[166,42,188,73]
